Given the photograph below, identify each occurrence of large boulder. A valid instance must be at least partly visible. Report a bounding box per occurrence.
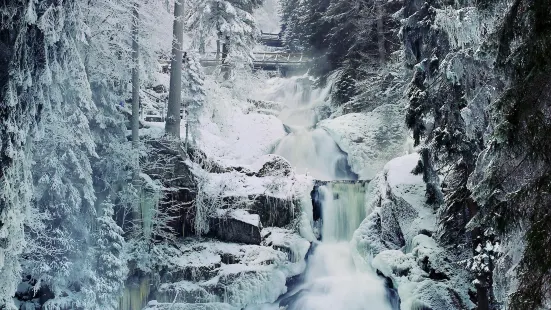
[143,139,197,237]
[151,238,308,308]
[221,194,297,228]
[209,209,262,245]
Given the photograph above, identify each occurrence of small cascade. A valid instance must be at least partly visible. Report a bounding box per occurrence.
[318,182,367,242]
[273,128,356,181]
[256,76,356,180]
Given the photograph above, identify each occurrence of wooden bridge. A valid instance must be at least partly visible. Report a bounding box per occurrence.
[199,52,311,72]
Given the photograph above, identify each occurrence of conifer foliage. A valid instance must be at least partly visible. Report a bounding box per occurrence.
[187,0,264,61]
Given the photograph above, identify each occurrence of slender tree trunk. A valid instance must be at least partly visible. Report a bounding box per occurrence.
[165,0,185,138]
[185,117,190,149]
[376,0,385,65]
[131,4,140,149]
[131,3,143,232]
[216,32,221,61]
[222,36,230,80]
[199,32,206,54]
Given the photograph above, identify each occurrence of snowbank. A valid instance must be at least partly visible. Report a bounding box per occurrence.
[319,104,410,179]
[199,110,285,166]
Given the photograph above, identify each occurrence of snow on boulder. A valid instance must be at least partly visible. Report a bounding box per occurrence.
[211,209,262,245]
[156,238,300,307]
[205,264,287,308]
[262,228,311,266]
[352,153,436,256]
[319,104,410,179]
[203,163,313,228]
[254,154,293,177]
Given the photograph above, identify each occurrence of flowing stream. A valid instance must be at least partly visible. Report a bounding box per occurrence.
[256,76,394,309]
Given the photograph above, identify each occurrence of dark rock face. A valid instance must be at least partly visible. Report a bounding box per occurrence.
[143,139,197,237]
[209,210,262,245]
[377,270,401,310]
[222,195,297,228]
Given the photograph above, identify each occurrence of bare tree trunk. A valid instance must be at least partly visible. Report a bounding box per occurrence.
[165,0,185,138]
[131,3,142,232]
[376,0,385,65]
[184,118,190,149]
[131,3,140,149]
[199,32,206,54]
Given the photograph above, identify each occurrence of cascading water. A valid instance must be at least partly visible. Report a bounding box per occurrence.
[272,128,354,181]
[281,182,392,310]
[254,76,394,309]
[256,76,357,181]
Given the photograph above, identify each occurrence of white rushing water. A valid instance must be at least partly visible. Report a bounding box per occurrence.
[255,76,356,180]
[252,76,393,310]
[286,183,392,310]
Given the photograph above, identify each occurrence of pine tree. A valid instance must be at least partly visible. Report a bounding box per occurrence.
[93,200,128,310]
[25,31,99,309]
[187,0,264,62]
[0,0,94,307]
[184,53,207,148]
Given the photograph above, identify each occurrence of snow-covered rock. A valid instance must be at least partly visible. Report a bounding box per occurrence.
[352,154,474,310]
[319,104,410,179]
[154,236,309,308]
[201,157,313,229]
[352,153,432,257]
[262,227,311,264]
[211,209,263,245]
[145,302,239,310]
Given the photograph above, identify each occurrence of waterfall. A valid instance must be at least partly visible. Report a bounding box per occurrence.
[257,76,393,310]
[280,182,391,310]
[319,182,367,242]
[256,75,356,180]
[272,128,355,181]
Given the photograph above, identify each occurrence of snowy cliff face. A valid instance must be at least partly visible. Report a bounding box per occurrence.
[352,154,473,310]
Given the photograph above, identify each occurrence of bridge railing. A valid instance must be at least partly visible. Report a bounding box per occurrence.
[198,52,310,65]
